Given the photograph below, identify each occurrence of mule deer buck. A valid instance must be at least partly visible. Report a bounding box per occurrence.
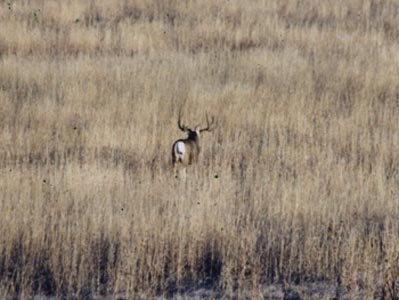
[172,109,215,178]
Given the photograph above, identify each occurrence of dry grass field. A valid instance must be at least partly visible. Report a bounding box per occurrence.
[1,0,399,298]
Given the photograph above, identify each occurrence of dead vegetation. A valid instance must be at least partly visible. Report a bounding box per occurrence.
[0,0,398,298]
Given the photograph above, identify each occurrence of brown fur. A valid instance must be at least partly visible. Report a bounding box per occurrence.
[172,130,201,166]
[172,111,215,168]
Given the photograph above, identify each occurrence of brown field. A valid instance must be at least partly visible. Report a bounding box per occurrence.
[1,0,399,298]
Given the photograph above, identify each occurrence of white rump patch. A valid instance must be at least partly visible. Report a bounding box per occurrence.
[175,141,186,155]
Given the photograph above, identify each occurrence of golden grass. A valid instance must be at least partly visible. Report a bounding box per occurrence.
[0,0,399,298]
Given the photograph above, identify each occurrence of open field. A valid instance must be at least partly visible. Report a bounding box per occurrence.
[1,0,399,298]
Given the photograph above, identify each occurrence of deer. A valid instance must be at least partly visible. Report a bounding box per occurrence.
[172,109,215,178]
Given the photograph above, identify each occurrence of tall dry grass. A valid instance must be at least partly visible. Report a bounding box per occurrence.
[0,0,399,298]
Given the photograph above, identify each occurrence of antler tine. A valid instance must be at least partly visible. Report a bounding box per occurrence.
[200,113,215,132]
[177,108,189,132]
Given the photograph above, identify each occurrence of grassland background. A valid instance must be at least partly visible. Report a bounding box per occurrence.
[0,0,399,298]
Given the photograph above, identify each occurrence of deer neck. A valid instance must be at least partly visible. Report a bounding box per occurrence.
[187,132,200,146]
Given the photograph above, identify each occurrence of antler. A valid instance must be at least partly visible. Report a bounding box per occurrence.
[199,113,215,133]
[177,108,190,132]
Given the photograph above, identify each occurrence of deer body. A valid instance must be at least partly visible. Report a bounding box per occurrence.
[171,110,214,174]
[172,131,200,166]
